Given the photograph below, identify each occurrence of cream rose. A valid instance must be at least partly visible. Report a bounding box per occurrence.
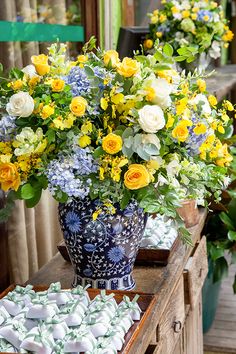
[138,105,165,133]
[150,78,173,109]
[141,134,161,151]
[6,91,34,117]
[22,65,38,78]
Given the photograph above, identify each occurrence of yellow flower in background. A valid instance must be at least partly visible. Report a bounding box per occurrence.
[156,32,163,38]
[124,164,150,190]
[192,7,199,13]
[117,57,140,77]
[193,123,207,135]
[41,105,55,119]
[221,113,230,122]
[159,14,167,23]
[182,10,190,18]
[171,6,179,14]
[146,87,156,102]
[103,50,120,67]
[29,76,40,88]
[172,123,189,142]
[70,96,87,117]
[78,135,91,148]
[223,100,234,111]
[208,95,217,107]
[144,39,153,49]
[153,10,159,16]
[210,2,218,9]
[217,125,225,134]
[151,15,159,24]
[191,13,198,20]
[222,30,234,42]
[51,79,65,92]
[0,162,21,192]
[10,80,24,91]
[31,54,50,76]
[215,144,233,166]
[102,133,122,155]
[81,121,93,134]
[197,79,206,93]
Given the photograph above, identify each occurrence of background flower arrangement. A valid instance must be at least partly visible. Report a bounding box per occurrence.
[0,38,234,234]
[145,0,234,65]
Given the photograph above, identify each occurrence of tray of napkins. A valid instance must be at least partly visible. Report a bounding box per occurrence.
[0,282,156,353]
[135,214,180,265]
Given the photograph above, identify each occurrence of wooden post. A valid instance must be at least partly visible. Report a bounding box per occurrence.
[0,190,10,292]
[122,0,135,27]
[81,0,99,44]
[231,0,236,64]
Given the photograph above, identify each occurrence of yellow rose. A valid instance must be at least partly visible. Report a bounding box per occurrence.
[31,54,50,76]
[103,50,120,67]
[70,96,87,117]
[41,105,55,119]
[0,163,21,192]
[124,164,150,190]
[102,133,122,155]
[117,58,140,78]
[51,79,65,92]
[172,123,189,142]
[144,39,153,49]
[78,135,91,148]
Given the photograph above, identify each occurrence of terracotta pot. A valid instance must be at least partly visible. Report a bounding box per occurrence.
[176,200,199,228]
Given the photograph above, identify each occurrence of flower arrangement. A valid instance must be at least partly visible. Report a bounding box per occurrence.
[145,0,234,64]
[0,39,234,229]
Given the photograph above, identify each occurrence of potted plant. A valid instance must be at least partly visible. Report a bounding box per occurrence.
[0,38,233,290]
[144,0,234,71]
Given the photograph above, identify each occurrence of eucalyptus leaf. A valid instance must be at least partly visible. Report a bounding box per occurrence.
[21,184,35,200]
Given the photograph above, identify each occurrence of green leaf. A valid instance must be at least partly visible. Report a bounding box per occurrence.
[93,147,105,158]
[0,63,3,74]
[25,188,42,208]
[20,184,35,200]
[174,56,186,62]
[210,244,225,261]
[154,50,165,62]
[228,230,236,241]
[84,65,94,77]
[213,257,229,283]
[46,129,56,144]
[219,212,235,230]
[120,189,131,210]
[122,127,133,139]
[153,64,172,71]
[163,43,174,57]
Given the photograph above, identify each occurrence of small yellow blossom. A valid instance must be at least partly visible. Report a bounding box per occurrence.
[11,80,24,90]
[194,123,207,135]
[223,100,234,111]
[191,13,198,20]
[111,93,124,105]
[172,123,189,142]
[77,55,88,64]
[217,125,225,134]
[197,79,206,93]
[78,135,91,148]
[159,14,167,23]
[51,79,65,92]
[176,97,188,115]
[208,95,217,107]
[151,15,159,24]
[81,121,93,134]
[182,10,190,18]
[100,97,109,110]
[156,31,163,38]
[144,39,153,49]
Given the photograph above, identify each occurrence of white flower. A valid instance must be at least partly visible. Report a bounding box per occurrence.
[141,134,161,151]
[22,64,38,78]
[151,78,173,109]
[189,94,211,115]
[209,40,221,59]
[6,91,34,117]
[166,160,181,177]
[138,105,165,133]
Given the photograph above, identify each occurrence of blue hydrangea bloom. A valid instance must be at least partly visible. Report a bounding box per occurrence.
[0,115,17,142]
[65,66,91,97]
[46,146,98,199]
[198,10,213,22]
[65,211,82,233]
[108,246,125,263]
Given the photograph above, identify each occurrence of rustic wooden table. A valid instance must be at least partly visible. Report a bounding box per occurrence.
[206,64,236,101]
[28,209,207,354]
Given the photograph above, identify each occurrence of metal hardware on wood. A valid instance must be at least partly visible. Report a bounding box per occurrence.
[199,268,203,278]
[173,320,182,333]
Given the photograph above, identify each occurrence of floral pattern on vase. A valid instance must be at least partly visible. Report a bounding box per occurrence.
[58,198,146,290]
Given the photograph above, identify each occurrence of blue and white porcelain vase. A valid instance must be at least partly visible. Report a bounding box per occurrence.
[58,198,146,290]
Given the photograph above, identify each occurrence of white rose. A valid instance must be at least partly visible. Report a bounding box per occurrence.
[22,64,38,78]
[6,91,35,117]
[152,78,173,109]
[141,134,160,151]
[138,105,165,133]
[189,94,211,115]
